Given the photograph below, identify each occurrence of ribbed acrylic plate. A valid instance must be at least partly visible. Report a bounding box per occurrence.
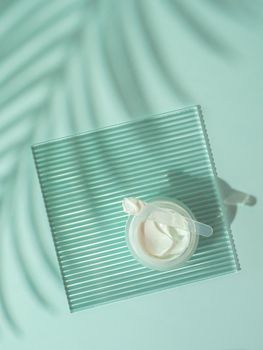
[32,105,239,312]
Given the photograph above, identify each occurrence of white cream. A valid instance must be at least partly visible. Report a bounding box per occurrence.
[122,197,144,215]
[141,220,190,259]
[123,197,191,262]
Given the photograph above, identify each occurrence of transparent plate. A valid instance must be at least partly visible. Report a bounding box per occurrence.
[32,105,239,312]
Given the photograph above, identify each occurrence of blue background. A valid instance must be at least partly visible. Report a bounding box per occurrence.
[0,1,262,349]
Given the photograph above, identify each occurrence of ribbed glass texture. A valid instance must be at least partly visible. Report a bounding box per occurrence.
[32,105,239,312]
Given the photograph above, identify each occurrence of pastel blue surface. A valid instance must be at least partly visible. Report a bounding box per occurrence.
[0,1,262,349]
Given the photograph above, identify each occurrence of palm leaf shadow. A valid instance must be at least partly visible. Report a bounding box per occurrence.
[108,6,153,116]
[134,0,192,102]
[116,28,152,115]
[0,105,59,333]
[206,0,262,21]
[166,0,233,55]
